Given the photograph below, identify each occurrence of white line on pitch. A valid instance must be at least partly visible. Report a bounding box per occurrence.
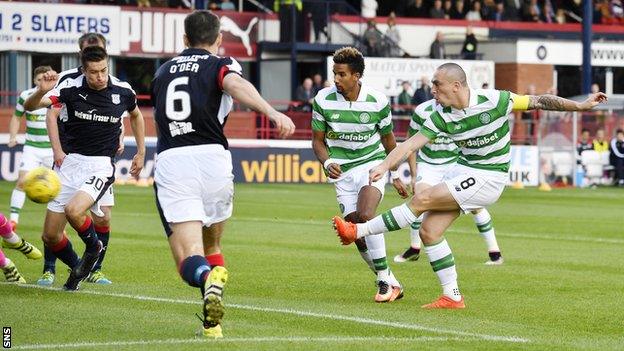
[12,336,474,350]
[2,283,529,343]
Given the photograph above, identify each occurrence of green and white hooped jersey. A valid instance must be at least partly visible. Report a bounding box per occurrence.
[15,87,51,148]
[409,99,459,165]
[420,89,514,173]
[311,85,393,173]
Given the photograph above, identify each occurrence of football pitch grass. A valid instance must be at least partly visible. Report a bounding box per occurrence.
[0,182,623,350]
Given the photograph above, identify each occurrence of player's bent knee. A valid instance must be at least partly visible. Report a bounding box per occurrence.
[411,191,432,212]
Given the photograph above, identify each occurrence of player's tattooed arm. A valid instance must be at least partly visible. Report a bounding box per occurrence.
[527,95,568,111]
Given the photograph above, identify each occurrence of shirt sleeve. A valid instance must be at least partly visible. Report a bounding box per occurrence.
[311,98,326,132]
[408,111,424,137]
[377,102,393,135]
[217,57,244,91]
[14,92,25,117]
[421,112,444,140]
[126,90,137,113]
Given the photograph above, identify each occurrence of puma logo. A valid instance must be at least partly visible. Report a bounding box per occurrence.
[220,16,258,56]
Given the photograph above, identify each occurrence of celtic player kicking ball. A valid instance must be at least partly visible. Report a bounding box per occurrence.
[333,62,607,309]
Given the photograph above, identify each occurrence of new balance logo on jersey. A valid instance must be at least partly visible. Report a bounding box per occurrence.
[330,113,340,120]
[169,121,196,137]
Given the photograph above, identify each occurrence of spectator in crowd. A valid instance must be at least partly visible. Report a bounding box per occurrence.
[274,0,303,42]
[490,1,506,21]
[522,0,541,21]
[408,0,429,18]
[591,83,601,94]
[541,1,556,22]
[461,26,478,60]
[466,1,483,20]
[362,0,378,18]
[309,0,329,42]
[443,0,453,18]
[411,76,433,106]
[577,128,594,159]
[429,31,446,59]
[168,0,192,9]
[312,73,324,95]
[138,0,151,7]
[385,13,402,57]
[451,0,467,19]
[221,0,236,10]
[503,0,521,20]
[363,20,383,56]
[555,8,567,23]
[430,0,446,18]
[593,128,609,152]
[397,81,413,107]
[610,129,624,186]
[295,78,315,111]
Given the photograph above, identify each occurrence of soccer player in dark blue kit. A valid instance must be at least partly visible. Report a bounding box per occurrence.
[37,33,121,287]
[151,10,295,338]
[24,46,146,291]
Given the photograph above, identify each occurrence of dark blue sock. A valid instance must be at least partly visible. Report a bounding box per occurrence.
[76,217,99,253]
[180,255,210,288]
[50,236,79,269]
[92,227,109,271]
[43,244,57,274]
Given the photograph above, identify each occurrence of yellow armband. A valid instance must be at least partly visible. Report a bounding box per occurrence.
[512,95,530,111]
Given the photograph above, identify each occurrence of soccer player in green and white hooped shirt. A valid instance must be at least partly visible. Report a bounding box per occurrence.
[312,47,410,303]
[393,98,504,266]
[7,66,55,229]
[333,63,607,309]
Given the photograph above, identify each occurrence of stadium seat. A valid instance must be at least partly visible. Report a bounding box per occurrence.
[552,151,574,183]
[581,150,605,185]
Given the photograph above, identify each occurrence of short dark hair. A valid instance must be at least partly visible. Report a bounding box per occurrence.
[616,129,624,135]
[333,47,365,76]
[33,65,52,77]
[185,11,221,47]
[78,32,106,51]
[437,62,468,87]
[80,45,108,68]
[581,128,590,134]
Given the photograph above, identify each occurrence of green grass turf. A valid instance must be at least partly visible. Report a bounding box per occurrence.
[0,182,623,350]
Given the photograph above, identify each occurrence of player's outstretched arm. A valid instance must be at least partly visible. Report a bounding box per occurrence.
[525,92,608,111]
[369,132,430,183]
[8,114,21,148]
[222,74,295,138]
[23,71,58,111]
[127,107,146,179]
[46,108,66,167]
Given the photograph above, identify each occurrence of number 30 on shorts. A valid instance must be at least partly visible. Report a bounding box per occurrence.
[460,177,476,190]
[85,176,106,191]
